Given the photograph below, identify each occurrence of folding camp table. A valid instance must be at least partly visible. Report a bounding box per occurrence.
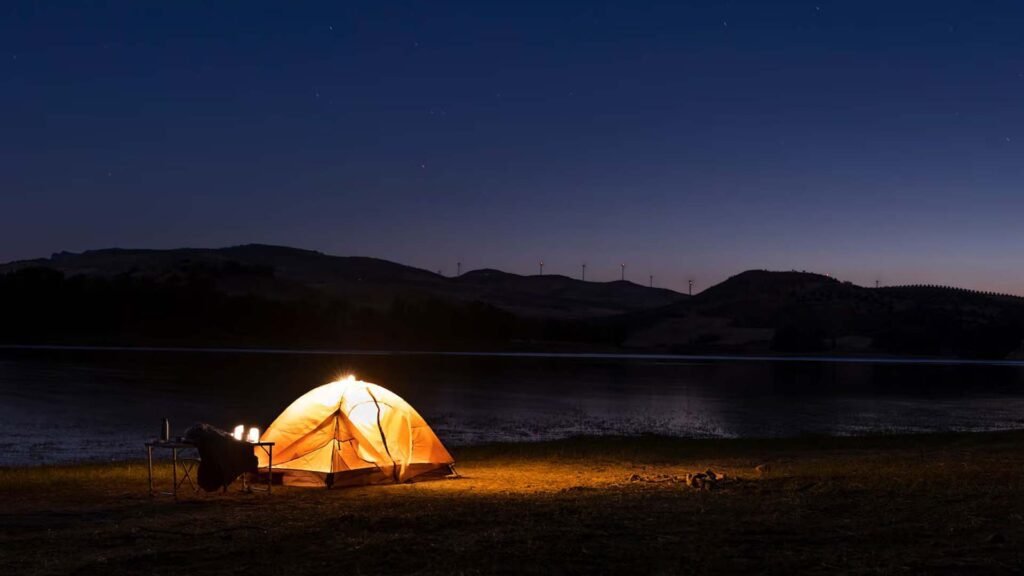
[246,441,275,494]
[146,439,275,497]
[145,439,199,499]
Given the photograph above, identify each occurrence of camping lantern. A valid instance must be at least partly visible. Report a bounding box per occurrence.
[233,425,244,441]
[248,427,260,443]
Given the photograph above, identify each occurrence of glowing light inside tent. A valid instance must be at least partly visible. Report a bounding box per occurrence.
[348,402,381,429]
[248,427,260,443]
[233,425,244,441]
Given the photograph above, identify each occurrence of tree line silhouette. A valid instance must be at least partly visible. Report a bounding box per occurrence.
[766,283,1024,357]
[878,284,1024,300]
[2,266,1022,358]
[0,267,620,350]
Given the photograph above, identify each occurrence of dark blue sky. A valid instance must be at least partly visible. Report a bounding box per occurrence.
[3,1,1023,294]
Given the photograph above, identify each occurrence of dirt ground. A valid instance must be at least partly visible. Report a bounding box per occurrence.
[3,432,1024,575]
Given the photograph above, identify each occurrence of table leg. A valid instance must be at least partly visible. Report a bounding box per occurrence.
[172,447,178,500]
[147,446,153,497]
[268,444,273,495]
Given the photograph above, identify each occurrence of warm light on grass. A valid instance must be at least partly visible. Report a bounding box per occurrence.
[3,433,1024,574]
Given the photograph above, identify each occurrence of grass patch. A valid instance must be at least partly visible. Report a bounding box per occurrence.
[3,432,1024,574]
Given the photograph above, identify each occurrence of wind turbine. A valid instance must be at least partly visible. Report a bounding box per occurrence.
[581,262,587,281]
[620,263,626,281]
[539,260,544,276]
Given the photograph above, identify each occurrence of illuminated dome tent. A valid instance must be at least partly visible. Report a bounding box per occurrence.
[257,376,454,488]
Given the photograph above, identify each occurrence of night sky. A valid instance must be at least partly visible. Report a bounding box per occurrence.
[3,1,1023,294]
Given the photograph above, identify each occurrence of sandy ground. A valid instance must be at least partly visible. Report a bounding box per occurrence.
[3,433,1024,575]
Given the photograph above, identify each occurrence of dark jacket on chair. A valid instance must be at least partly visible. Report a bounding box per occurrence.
[184,423,258,492]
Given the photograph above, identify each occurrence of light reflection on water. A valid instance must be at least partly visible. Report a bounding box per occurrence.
[2,348,1024,466]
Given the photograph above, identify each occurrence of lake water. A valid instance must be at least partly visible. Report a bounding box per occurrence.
[3,347,1024,466]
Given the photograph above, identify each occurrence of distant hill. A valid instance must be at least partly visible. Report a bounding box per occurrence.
[0,245,685,319]
[621,270,1024,358]
[2,247,1022,358]
[454,268,683,318]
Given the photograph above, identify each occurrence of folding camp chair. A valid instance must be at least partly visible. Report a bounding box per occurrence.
[176,457,201,493]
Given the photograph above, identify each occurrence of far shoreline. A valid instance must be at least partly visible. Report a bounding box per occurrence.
[4,343,1024,367]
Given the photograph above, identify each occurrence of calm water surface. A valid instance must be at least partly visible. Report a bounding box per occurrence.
[3,347,1024,466]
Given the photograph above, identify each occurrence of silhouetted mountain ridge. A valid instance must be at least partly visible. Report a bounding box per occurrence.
[621,270,1024,358]
[2,247,1023,358]
[0,244,685,319]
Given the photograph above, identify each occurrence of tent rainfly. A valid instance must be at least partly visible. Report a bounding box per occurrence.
[256,376,454,488]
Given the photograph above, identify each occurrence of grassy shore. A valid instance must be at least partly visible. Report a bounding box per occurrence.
[3,432,1024,575]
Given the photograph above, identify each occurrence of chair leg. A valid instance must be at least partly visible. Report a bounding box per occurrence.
[179,461,198,492]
